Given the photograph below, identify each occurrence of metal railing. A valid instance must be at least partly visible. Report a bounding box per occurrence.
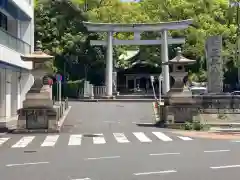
[0,28,31,54]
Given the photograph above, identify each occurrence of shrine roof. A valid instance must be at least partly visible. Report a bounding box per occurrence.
[163,47,196,65]
[119,50,139,61]
[167,55,196,64]
[83,19,193,32]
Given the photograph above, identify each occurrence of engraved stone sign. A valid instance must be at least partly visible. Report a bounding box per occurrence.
[205,36,223,93]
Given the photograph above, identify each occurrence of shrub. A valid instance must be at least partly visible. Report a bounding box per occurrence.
[52,79,84,99]
[182,121,192,130]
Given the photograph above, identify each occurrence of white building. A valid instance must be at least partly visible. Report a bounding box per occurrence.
[0,0,34,129]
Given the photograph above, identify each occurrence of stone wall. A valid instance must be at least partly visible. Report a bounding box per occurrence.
[161,95,240,123]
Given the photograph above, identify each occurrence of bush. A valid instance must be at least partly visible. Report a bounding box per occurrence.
[182,121,192,130]
[192,121,202,131]
[52,79,84,99]
[64,80,84,98]
[181,120,206,131]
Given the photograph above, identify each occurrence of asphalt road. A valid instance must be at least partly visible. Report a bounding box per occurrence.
[0,101,240,180]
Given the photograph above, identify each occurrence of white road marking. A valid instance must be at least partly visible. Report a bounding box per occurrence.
[72,178,91,180]
[210,165,240,169]
[113,133,129,143]
[68,135,82,146]
[12,136,35,148]
[177,136,193,141]
[133,170,177,176]
[231,140,240,142]
[152,132,173,141]
[41,135,59,147]
[133,132,152,142]
[93,134,106,144]
[85,156,120,160]
[149,152,180,156]
[0,137,9,146]
[6,161,49,167]
[204,150,230,153]
[103,121,120,123]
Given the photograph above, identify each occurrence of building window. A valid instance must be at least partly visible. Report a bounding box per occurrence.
[0,12,7,31]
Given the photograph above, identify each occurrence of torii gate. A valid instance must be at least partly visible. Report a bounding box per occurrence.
[83,19,193,97]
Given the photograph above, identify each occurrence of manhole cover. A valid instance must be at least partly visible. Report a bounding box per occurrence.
[83,134,102,137]
[24,150,37,153]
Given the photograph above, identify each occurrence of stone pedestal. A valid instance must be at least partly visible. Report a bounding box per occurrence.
[16,41,62,132]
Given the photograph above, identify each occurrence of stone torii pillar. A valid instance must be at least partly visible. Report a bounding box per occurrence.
[106,31,113,96]
[83,20,193,97]
[161,30,170,94]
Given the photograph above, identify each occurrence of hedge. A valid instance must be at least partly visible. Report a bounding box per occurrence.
[52,79,84,99]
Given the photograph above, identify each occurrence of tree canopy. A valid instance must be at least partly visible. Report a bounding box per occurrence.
[34,0,239,85]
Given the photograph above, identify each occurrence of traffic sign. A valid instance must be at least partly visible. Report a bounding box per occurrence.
[56,74,62,81]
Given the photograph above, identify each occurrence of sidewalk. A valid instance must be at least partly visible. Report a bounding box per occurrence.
[171,130,240,140]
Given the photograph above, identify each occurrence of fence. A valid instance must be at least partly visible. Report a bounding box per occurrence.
[77,81,107,98]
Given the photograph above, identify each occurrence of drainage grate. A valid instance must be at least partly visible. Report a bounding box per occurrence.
[83,134,102,137]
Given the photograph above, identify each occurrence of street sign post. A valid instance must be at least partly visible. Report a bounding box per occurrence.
[56,74,62,102]
[159,75,163,104]
[150,76,157,100]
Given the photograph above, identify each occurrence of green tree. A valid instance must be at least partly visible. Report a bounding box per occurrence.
[35,0,106,83]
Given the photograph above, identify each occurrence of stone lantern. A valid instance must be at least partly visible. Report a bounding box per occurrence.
[162,47,197,123]
[164,47,196,101]
[17,41,60,132]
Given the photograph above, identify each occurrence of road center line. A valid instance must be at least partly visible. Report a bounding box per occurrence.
[204,150,230,153]
[85,156,120,160]
[6,161,49,167]
[149,152,180,156]
[133,170,177,176]
[210,165,240,169]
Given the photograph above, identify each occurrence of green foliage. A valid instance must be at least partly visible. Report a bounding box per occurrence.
[52,79,84,98]
[63,80,85,98]
[182,121,193,130]
[35,0,240,87]
[217,113,227,119]
[181,120,206,131]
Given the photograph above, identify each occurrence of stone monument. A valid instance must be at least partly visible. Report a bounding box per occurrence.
[205,36,223,93]
[163,47,197,123]
[16,41,62,132]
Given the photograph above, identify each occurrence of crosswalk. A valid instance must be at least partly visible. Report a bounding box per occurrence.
[0,132,193,149]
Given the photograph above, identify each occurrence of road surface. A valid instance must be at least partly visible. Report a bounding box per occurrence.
[0,101,240,180]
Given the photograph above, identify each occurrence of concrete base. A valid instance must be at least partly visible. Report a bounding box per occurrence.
[163,105,198,123]
[13,106,71,133]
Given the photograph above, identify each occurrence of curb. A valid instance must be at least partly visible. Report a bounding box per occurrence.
[57,106,72,132]
[171,130,240,140]
[69,98,156,102]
